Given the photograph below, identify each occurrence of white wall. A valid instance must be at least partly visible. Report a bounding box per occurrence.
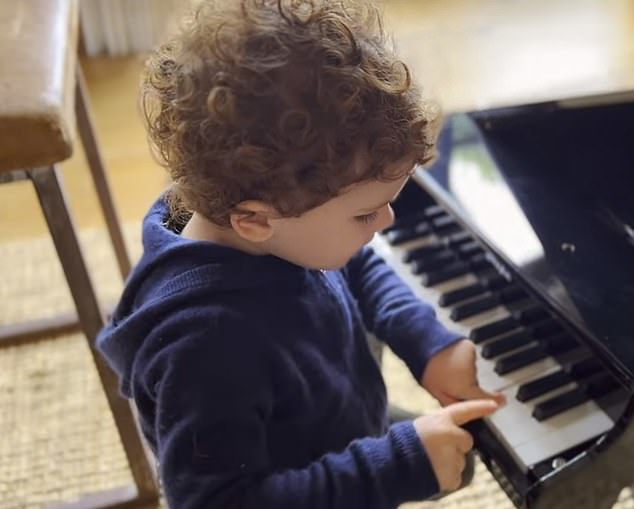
[79,0,190,56]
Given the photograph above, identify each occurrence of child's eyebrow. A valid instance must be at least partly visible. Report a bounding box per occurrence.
[357,187,405,213]
[357,199,391,214]
[356,166,415,213]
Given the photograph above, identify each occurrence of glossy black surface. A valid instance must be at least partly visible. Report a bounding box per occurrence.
[424,101,634,390]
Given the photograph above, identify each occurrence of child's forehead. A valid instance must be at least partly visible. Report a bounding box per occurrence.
[337,172,410,208]
[346,156,416,195]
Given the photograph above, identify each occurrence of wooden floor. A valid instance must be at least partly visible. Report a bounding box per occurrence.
[1,0,632,241]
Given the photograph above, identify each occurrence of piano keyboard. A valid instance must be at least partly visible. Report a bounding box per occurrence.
[371,204,620,472]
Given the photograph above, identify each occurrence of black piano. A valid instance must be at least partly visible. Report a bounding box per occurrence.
[371,94,634,509]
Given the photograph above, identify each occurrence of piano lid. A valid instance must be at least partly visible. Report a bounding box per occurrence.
[422,99,634,390]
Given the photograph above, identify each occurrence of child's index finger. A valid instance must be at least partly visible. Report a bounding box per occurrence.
[445,399,499,426]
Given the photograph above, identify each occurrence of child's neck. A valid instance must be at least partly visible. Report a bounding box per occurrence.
[181,211,269,256]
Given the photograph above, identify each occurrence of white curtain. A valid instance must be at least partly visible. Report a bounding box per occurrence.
[79,0,191,56]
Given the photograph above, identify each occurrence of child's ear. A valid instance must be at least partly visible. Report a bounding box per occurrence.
[229,200,277,242]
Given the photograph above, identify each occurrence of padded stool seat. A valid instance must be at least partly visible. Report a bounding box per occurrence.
[0,1,159,507]
[0,0,76,172]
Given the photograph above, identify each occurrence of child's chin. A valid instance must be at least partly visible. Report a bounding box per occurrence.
[296,251,357,271]
[315,258,352,271]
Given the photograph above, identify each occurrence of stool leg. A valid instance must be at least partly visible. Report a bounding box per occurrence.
[28,166,159,507]
[75,65,131,280]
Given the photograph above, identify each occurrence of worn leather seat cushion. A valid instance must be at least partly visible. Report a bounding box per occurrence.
[0,0,78,173]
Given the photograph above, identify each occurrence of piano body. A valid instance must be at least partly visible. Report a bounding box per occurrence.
[371,94,634,509]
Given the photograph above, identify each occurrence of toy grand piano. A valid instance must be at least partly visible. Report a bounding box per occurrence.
[371,93,634,509]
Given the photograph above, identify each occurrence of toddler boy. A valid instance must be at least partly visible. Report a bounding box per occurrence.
[98,1,503,507]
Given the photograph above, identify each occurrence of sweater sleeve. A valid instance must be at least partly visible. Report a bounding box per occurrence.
[142,312,439,509]
[343,245,463,381]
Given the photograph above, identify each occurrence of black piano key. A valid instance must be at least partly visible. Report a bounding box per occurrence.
[470,316,518,343]
[496,284,527,304]
[420,261,471,286]
[516,369,572,402]
[512,305,549,324]
[527,319,563,338]
[431,215,460,233]
[402,243,445,263]
[385,222,431,245]
[451,293,499,321]
[411,250,457,274]
[438,282,487,307]
[450,274,526,321]
[443,230,472,248]
[437,270,509,308]
[495,343,547,375]
[423,204,446,219]
[420,252,491,287]
[518,358,596,397]
[480,272,510,290]
[481,330,531,359]
[532,371,619,422]
[542,332,578,355]
[457,240,483,258]
[585,372,620,398]
[497,334,575,369]
[532,386,588,421]
[457,284,526,321]
[467,253,493,271]
[565,357,603,379]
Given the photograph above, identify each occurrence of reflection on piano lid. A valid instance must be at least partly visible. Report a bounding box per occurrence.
[372,96,634,508]
[424,100,634,391]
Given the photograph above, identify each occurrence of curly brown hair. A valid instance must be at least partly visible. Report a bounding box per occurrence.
[141,0,440,226]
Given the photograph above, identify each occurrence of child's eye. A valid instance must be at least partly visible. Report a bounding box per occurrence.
[354,211,379,224]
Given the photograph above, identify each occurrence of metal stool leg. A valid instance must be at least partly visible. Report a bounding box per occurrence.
[75,65,131,280]
[29,165,159,508]
[0,170,83,346]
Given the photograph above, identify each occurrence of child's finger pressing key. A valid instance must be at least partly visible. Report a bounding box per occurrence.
[413,399,499,493]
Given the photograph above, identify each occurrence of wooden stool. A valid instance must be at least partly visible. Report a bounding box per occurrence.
[0,1,159,507]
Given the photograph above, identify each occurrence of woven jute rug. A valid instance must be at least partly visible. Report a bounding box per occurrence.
[1,226,632,508]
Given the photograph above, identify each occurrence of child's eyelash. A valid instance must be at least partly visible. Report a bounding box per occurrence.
[355,211,379,224]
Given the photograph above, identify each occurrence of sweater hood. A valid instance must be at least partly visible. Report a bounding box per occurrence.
[97,196,307,395]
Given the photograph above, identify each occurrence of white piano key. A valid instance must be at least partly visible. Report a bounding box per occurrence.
[513,404,612,468]
[487,383,613,470]
[489,380,580,448]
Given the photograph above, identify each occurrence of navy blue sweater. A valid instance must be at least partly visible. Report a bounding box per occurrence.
[97,197,462,508]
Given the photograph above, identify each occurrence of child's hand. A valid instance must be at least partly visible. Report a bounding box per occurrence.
[421,339,506,407]
[413,399,498,492]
